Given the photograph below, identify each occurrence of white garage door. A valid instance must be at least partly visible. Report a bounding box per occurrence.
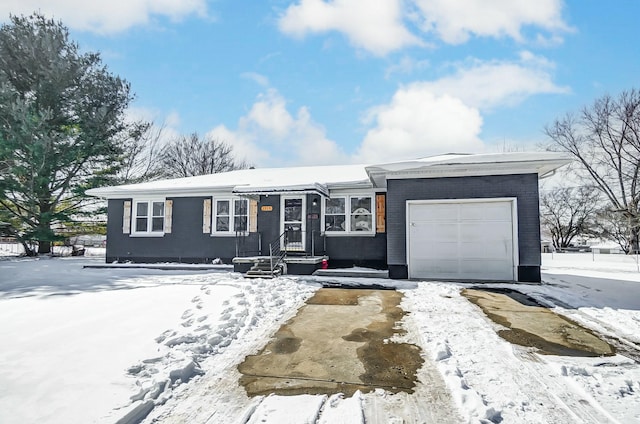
[408,200,516,281]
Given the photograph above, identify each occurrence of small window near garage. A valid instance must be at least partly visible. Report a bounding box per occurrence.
[324,195,374,234]
[213,198,249,234]
[133,200,165,235]
[325,198,346,231]
[350,197,372,232]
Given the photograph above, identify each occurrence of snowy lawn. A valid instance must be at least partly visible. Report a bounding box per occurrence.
[0,252,639,423]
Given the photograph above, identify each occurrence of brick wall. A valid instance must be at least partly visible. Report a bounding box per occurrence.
[386,173,541,281]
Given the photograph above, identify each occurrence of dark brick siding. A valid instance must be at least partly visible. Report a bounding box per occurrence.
[386,173,541,282]
[106,197,260,264]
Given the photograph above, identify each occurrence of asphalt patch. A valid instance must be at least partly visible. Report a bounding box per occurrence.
[463,288,616,357]
[238,288,424,397]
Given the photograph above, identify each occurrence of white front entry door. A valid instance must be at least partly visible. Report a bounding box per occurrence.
[281,196,306,251]
[407,199,516,281]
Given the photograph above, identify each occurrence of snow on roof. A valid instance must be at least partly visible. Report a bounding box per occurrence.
[86,164,372,198]
[367,151,571,171]
[86,152,573,199]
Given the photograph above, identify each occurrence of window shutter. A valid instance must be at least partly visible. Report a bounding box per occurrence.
[249,199,258,233]
[123,201,131,234]
[164,200,173,234]
[376,194,386,233]
[203,199,212,233]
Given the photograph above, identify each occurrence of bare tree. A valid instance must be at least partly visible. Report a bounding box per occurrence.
[595,208,634,253]
[158,133,249,178]
[545,89,640,252]
[117,121,165,184]
[540,185,600,250]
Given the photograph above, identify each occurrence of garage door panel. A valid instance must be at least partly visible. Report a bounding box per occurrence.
[411,259,459,278]
[459,242,511,259]
[459,202,512,221]
[411,204,458,222]
[459,222,512,243]
[408,200,515,281]
[460,260,513,280]
[413,223,458,242]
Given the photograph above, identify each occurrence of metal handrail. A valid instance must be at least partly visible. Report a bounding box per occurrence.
[269,231,288,275]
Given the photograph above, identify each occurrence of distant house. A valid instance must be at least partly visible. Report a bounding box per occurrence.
[591,242,625,255]
[86,152,570,282]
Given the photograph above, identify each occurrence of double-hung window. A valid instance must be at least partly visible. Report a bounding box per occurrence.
[133,200,165,234]
[324,195,373,234]
[213,198,248,234]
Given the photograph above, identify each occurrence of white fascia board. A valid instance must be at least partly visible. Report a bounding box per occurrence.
[232,182,330,197]
[381,159,572,180]
[86,185,236,199]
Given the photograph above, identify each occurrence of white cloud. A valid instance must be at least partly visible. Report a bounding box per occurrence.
[385,56,430,78]
[241,72,270,87]
[354,53,567,162]
[421,52,569,110]
[208,89,346,167]
[278,0,421,56]
[242,90,295,140]
[357,89,484,162]
[412,0,569,44]
[0,0,207,34]
[278,0,570,54]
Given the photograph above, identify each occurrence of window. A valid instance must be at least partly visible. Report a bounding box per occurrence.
[350,197,373,232]
[324,195,373,234]
[213,198,248,234]
[324,198,346,231]
[133,200,165,234]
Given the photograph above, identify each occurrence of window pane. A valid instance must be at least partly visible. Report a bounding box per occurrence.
[152,202,164,217]
[136,202,148,217]
[326,198,345,214]
[136,217,148,232]
[234,216,247,232]
[217,201,229,216]
[234,200,247,215]
[284,198,302,221]
[216,217,229,232]
[325,215,345,231]
[351,197,372,214]
[351,215,372,232]
[151,217,164,232]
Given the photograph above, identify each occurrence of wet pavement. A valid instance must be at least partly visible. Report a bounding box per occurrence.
[462,288,616,357]
[238,288,423,397]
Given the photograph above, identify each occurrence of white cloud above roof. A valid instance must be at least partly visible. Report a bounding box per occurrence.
[354,53,566,162]
[416,52,570,110]
[207,88,346,167]
[0,0,208,34]
[278,0,422,56]
[357,90,484,163]
[278,0,570,55]
[412,0,569,44]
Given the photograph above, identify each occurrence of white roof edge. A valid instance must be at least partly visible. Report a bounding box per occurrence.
[365,152,573,175]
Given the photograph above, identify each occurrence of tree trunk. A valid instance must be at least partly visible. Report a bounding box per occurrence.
[38,239,51,254]
[631,226,640,254]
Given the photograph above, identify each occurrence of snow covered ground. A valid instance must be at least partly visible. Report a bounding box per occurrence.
[0,252,639,423]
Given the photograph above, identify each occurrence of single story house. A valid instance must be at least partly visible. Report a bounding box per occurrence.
[86,152,570,282]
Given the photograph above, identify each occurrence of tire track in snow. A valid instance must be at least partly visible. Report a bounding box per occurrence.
[402,283,619,423]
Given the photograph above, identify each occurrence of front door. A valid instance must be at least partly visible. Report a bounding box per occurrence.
[281,196,305,252]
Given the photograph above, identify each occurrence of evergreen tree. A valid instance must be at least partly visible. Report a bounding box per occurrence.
[0,13,132,254]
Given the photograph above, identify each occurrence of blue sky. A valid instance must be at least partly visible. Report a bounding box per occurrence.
[2,1,640,167]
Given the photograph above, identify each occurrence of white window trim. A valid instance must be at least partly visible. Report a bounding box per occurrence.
[322,194,375,236]
[212,197,249,236]
[131,198,166,237]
